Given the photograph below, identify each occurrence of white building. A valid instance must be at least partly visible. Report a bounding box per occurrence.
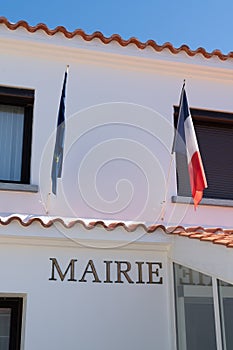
[0,16,233,350]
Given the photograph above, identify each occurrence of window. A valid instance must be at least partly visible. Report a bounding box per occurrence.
[0,297,23,350]
[0,86,34,184]
[174,107,233,201]
[218,279,233,349]
[174,264,233,350]
[174,264,217,350]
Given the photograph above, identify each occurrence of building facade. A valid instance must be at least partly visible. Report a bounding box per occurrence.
[0,17,233,350]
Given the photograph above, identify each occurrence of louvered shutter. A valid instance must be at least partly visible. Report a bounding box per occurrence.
[174,107,233,200]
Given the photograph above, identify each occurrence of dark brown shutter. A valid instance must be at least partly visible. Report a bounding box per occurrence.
[195,121,233,200]
[174,104,233,200]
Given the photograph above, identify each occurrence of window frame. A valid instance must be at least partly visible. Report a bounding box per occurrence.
[0,297,23,350]
[0,86,34,184]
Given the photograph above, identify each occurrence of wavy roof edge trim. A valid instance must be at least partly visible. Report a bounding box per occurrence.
[0,17,233,61]
[1,214,233,248]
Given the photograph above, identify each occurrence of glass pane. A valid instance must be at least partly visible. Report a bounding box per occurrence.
[218,279,233,350]
[174,264,217,350]
[0,308,11,350]
[0,104,24,181]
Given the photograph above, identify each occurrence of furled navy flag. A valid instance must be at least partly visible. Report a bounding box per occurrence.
[51,69,68,195]
[172,84,207,208]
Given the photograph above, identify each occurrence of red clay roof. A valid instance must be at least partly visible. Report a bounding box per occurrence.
[0,17,233,62]
[1,214,233,249]
[172,228,233,248]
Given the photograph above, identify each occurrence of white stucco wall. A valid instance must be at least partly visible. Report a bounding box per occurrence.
[1,23,233,350]
[0,224,173,350]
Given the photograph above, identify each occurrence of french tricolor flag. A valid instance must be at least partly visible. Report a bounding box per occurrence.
[172,84,207,208]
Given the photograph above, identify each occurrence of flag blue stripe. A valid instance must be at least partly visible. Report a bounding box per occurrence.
[172,87,189,155]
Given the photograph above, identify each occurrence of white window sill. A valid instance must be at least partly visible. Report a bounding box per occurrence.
[0,183,38,193]
[172,196,233,207]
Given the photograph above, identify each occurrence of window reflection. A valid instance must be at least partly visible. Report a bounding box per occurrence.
[218,279,233,350]
[174,264,217,350]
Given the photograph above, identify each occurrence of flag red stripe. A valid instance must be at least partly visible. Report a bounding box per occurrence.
[188,151,207,208]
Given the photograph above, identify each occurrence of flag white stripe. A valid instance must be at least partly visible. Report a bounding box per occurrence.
[184,114,199,163]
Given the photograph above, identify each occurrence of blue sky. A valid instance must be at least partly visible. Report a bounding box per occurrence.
[1,0,233,54]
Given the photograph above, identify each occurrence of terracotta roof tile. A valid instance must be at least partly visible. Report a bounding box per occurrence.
[187,232,212,239]
[0,17,233,61]
[177,231,193,237]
